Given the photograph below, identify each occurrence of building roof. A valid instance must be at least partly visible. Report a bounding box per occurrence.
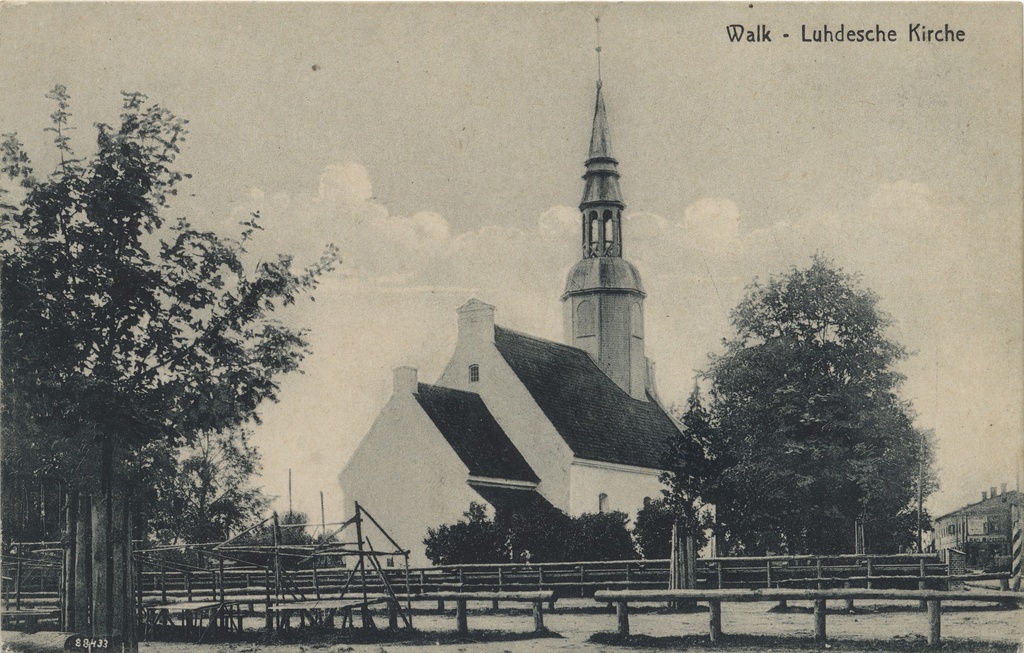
[582,81,623,209]
[415,383,540,484]
[563,256,646,298]
[493,326,678,470]
[933,489,1021,522]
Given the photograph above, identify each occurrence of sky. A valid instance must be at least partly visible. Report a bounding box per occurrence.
[1,2,1021,527]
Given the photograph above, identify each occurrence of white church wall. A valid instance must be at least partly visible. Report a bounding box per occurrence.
[339,369,483,566]
[437,304,576,511]
[568,458,663,519]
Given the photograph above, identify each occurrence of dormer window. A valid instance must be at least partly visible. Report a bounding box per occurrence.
[468,364,479,383]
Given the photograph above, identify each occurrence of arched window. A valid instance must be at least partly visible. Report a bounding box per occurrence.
[630,302,643,338]
[468,364,479,383]
[604,211,614,241]
[590,212,600,242]
[598,493,609,513]
[575,300,596,337]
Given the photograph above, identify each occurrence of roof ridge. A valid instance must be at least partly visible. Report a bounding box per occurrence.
[415,382,483,399]
[494,324,588,355]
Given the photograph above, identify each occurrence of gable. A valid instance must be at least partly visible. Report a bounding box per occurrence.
[493,326,679,470]
[414,383,540,484]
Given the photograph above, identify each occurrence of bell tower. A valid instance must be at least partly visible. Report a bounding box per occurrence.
[562,79,648,400]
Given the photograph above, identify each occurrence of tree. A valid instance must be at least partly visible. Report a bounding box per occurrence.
[705,257,936,555]
[1,85,336,644]
[423,501,637,565]
[659,385,719,544]
[424,503,504,565]
[149,428,269,545]
[634,498,675,559]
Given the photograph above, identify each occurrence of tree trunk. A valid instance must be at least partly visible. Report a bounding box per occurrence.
[63,490,78,631]
[73,493,92,631]
[91,482,111,635]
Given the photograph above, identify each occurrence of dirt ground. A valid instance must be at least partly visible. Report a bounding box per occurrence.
[4,598,1022,653]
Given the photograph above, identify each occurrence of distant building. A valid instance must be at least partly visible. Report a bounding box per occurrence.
[932,485,1021,570]
[338,80,683,565]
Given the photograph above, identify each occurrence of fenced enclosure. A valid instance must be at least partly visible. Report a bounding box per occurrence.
[4,543,999,636]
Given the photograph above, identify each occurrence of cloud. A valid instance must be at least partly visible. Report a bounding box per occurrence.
[240,163,1020,519]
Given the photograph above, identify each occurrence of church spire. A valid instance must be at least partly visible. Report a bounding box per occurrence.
[580,80,624,257]
[563,73,649,401]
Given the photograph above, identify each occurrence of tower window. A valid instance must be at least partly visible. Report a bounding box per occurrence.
[630,302,643,338]
[468,364,479,383]
[575,300,596,337]
[604,215,614,241]
[598,493,609,513]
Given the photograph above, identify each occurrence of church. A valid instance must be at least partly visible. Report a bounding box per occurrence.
[339,80,683,565]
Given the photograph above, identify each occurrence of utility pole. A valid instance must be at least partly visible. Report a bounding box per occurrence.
[917,429,925,552]
[320,491,327,538]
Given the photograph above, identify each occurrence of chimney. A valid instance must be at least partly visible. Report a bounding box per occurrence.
[982,491,988,501]
[393,366,418,395]
[990,486,997,500]
[457,299,496,345]
[1001,483,1008,495]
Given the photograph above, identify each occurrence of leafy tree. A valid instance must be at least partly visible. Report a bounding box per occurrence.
[564,511,637,562]
[1,85,336,642]
[424,503,504,565]
[705,257,936,555]
[424,501,637,565]
[149,427,269,545]
[657,385,720,548]
[633,498,675,559]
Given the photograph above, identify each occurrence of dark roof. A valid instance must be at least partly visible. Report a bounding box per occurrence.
[468,484,554,514]
[933,490,1021,522]
[414,383,539,484]
[493,326,679,470]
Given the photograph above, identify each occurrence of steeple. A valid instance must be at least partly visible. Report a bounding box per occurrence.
[562,78,649,401]
[580,81,625,257]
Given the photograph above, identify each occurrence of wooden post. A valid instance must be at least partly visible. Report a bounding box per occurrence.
[387,599,398,630]
[185,572,192,602]
[353,504,372,628]
[813,599,826,642]
[533,600,544,631]
[765,560,772,588]
[160,570,167,603]
[136,557,144,626]
[927,600,941,646]
[456,598,468,634]
[616,600,629,637]
[918,558,927,610]
[816,558,823,589]
[493,567,502,610]
[580,563,586,598]
[717,562,724,589]
[709,599,722,642]
[264,568,273,632]
[844,581,854,611]
[866,558,873,589]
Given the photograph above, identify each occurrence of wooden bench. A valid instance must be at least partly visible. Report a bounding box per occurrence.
[593,588,1024,647]
[415,591,555,634]
[142,600,247,642]
[0,608,59,631]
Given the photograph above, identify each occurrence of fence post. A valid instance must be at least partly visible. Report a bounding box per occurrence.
[866,558,873,589]
[918,558,927,611]
[927,600,941,646]
[709,599,722,642]
[813,599,826,642]
[456,598,468,634]
[160,569,167,604]
[532,600,544,631]
[387,599,398,630]
[493,567,502,610]
[616,600,629,637]
[264,568,272,632]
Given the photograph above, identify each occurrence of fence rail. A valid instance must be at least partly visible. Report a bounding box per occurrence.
[3,544,966,625]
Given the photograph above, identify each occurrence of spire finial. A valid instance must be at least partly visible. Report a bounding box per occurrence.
[595,16,602,87]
